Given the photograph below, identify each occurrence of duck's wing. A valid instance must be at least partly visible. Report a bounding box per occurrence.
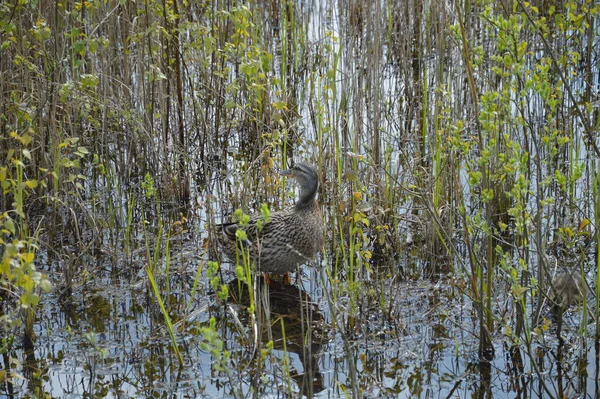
[217,210,286,247]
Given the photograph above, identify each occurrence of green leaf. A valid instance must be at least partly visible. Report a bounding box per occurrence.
[39,279,52,292]
[21,292,40,307]
[3,217,15,234]
[0,258,10,274]
[21,275,35,292]
[482,188,494,202]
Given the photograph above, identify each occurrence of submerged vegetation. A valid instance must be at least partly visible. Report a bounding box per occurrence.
[1,0,599,397]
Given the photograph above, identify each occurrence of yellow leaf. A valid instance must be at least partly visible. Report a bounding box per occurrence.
[511,285,527,298]
[21,134,32,145]
[20,274,33,292]
[578,218,591,231]
[1,258,10,274]
[22,252,35,264]
[541,318,550,331]
[25,180,38,189]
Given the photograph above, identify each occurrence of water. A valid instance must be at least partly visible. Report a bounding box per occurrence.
[11,243,593,398]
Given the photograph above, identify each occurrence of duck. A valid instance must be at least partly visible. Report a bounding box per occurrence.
[216,162,324,280]
[550,272,588,311]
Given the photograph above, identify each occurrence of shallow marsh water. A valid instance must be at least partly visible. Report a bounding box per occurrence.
[10,233,596,398]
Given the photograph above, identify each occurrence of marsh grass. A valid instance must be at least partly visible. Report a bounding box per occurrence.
[1,0,600,397]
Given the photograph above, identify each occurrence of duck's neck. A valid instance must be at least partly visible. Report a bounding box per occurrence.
[296,181,318,209]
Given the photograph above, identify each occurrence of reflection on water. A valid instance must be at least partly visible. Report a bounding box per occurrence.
[227,276,327,397]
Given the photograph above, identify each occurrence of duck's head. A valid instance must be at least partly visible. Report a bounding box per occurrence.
[281,162,319,206]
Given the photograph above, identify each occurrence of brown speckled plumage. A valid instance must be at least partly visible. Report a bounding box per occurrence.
[550,272,588,310]
[216,162,324,274]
